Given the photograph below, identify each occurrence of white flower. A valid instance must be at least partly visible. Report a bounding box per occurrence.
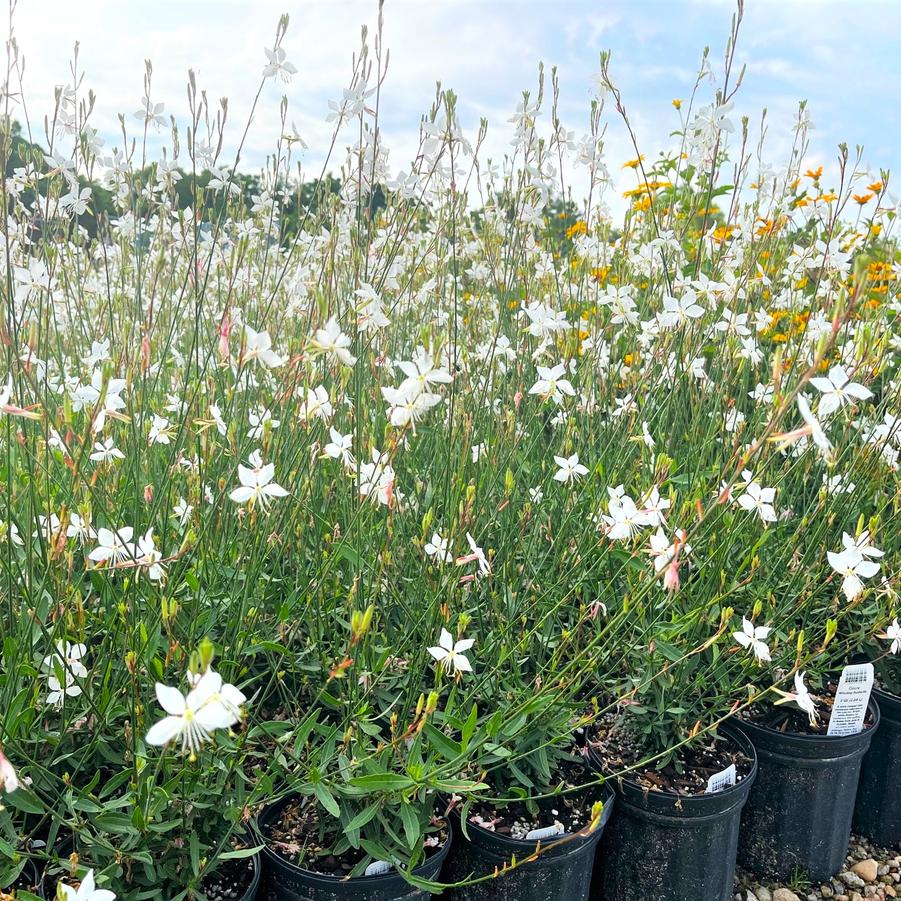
[827,547,880,601]
[734,617,772,663]
[842,530,884,559]
[57,868,116,901]
[310,317,356,367]
[43,641,88,679]
[247,407,280,441]
[323,427,355,468]
[229,450,289,511]
[135,529,165,582]
[75,370,126,433]
[148,414,172,445]
[89,438,125,464]
[89,527,135,565]
[810,364,873,416]
[424,532,452,564]
[603,492,655,541]
[457,532,491,576]
[529,487,544,504]
[381,384,441,429]
[145,669,245,753]
[774,671,818,726]
[46,672,82,707]
[66,513,96,544]
[357,448,397,507]
[529,364,576,404]
[262,46,298,83]
[172,497,193,526]
[428,628,474,675]
[241,324,286,368]
[737,481,777,524]
[397,350,453,395]
[298,385,333,422]
[0,751,18,793]
[553,453,588,484]
[883,619,901,655]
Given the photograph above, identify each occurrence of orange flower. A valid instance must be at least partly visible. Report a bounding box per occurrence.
[805,166,823,179]
[853,193,873,205]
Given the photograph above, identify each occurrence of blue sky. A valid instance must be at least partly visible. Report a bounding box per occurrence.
[9,0,901,209]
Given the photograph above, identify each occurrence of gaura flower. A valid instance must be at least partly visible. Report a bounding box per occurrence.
[0,751,19,793]
[428,628,474,675]
[809,364,873,416]
[774,671,818,726]
[733,617,772,663]
[57,868,116,901]
[880,619,901,655]
[145,669,245,753]
[553,453,588,484]
[229,450,289,511]
[827,547,880,601]
[240,324,286,368]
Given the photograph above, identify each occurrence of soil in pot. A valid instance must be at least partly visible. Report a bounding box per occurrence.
[853,681,901,848]
[587,719,757,901]
[442,759,613,900]
[256,795,450,900]
[736,680,879,883]
[200,854,261,901]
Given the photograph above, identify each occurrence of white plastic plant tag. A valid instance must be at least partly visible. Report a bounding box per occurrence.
[705,763,737,794]
[827,663,874,737]
[525,822,565,841]
[364,860,392,876]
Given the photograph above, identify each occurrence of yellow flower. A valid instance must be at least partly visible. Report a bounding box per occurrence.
[804,166,823,179]
[672,99,682,109]
[623,156,645,169]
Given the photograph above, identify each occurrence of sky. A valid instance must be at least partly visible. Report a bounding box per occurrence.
[6,0,900,213]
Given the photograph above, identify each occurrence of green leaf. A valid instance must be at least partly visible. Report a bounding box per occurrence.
[423,723,461,761]
[349,773,415,792]
[399,804,421,850]
[219,845,264,860]
[344,803,381,832]
[313,782,341,818]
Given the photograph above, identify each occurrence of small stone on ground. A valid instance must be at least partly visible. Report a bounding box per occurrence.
[734,836,900,901]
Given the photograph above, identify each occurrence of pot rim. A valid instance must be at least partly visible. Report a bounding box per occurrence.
[254,795,451,888]
[736,697,881,745]
[587,721,758,806]
[449,779,615,850]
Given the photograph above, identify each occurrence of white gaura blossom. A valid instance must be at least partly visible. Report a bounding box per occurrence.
[74,370,127,433]
[323,427,355,468]
[827,546,880,601]
[733,616,772,663]
[736,480,777,524]
[309,317,356,367]
[774,671,818,726]
[428,628,474,676]
[229,450,289,511]
[240,324,286,368]
[881,619,901,655]
[57,868,116,901]
[528,363,575,404]
[381,384,442,430]
[358,448,398,507]
[89,527,135,565]
[262,46,298,83]
[553,453,588,484]
[424,532,452,564]
[603,491,655,541]
[145,669,246,753]
[298,385,333,422]
[0,751,18,793]
[810,364,873,416]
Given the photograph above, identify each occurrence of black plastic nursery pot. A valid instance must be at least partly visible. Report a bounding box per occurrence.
[736,699,880,882]
[853,685,901,847]
[442,781,614,900]
[587,726,757,901]
[256,796,451,901]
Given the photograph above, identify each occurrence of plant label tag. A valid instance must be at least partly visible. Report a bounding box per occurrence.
[827,663,874,736]
[525,823,564,841]
[705,763,736,794]
[364,860,392,876]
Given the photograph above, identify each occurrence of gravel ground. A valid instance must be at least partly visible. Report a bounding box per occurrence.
[733,836,901,901]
